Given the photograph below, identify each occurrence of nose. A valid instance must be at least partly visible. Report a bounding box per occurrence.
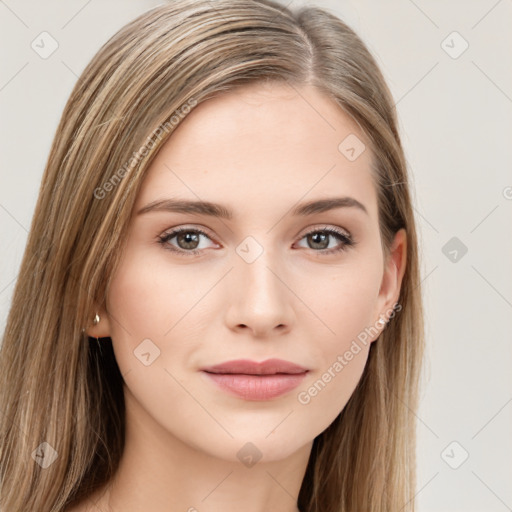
[224,250,295,338]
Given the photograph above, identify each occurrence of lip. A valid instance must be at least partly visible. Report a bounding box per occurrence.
[201,358,308,375]
[200,358,309,401]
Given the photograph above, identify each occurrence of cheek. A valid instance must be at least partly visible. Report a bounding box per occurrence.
[105,250,174,371]
[309,257,382,348]
[105,248,217,376]
[104,251,210,439]
[293,299,374,436]
[107,248,199,338]
[295,341,370,436]
[292,256,381,424]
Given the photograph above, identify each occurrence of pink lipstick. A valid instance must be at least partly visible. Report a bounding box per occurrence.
[201,358,309,400]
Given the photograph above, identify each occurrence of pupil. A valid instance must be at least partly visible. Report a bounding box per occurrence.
[179,232,199,249]
[310,232,328,249]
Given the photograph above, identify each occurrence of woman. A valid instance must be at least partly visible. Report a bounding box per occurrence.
[0,1,424,511]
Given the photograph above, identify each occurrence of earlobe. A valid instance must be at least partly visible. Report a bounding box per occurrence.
[83,309,111,339]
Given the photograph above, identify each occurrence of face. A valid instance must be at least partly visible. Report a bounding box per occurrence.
[93,82,405,463]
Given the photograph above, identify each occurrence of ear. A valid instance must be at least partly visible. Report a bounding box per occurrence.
[84,306,112,339]
[370,228,407,342]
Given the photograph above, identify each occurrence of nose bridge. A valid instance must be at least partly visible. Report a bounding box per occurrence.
[237,239,286,308]
[226,235,293,334]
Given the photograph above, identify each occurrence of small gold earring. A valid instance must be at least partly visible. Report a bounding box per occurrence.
[93,313,100,325]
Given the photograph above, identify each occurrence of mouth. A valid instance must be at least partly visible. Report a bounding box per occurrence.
[201,357,309,376]
[201,372,308,400]
[200,359,309,400]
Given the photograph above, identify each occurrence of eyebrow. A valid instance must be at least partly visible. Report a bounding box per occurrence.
[136,196,368,219]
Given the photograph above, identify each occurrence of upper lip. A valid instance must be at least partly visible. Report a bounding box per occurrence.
[201,358,308,375]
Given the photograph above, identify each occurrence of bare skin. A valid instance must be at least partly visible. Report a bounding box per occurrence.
[75,82,406,512]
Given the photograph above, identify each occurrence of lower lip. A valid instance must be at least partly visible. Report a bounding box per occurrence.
[201,371,308,400]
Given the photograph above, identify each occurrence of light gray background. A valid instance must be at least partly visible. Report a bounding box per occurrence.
[1,1,511,511]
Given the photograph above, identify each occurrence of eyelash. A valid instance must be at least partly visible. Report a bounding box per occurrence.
[157,225,355,257]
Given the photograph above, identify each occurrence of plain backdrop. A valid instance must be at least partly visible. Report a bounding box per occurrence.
[1,1,511,511]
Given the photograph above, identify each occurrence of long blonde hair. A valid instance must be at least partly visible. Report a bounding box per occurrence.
[0,1,424,510]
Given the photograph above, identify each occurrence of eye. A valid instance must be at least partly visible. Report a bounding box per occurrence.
[295,226,355,255]
[157,226,217,256]
[157,225,355,257]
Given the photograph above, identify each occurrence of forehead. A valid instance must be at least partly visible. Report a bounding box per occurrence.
[135,82,378,221]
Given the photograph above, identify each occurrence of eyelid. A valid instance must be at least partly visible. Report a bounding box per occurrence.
[159,223,352,242]
[296,223,351,239]
[158,224,220,247]
[158,223,355,256]
[159,224,217,238]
